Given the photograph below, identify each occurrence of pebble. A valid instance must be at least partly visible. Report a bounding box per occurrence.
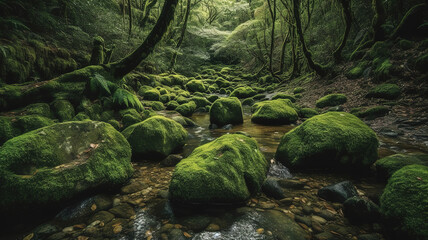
[279,197,293,206]
[256,228,264,234]
[113,198,121,207]
[206,224,220,231]
[62,226,74,233]
[312,215,327,225]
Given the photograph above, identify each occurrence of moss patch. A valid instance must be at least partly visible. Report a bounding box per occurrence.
[169,134,268,204]
[275,112,379,170]
[315,94,347,108]
[271,93,296,103]
[210,97,243,126]
[366,84,401,100]
[375,153,428,181]
[251,99,298,125]
[185,80,206,93]
[176,101,197,117]
[52,100,75,122]
[299,108,319,118]
[229,86,256,99]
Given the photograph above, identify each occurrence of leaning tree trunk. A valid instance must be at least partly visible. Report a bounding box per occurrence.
[372,0,386,42]
[267,0,277,74]
[169,0,192,72]
[333,0,352,62]
[292,0,328,77]
[0,0,179,111]
[140,0,158,28]
[128,0,133,38]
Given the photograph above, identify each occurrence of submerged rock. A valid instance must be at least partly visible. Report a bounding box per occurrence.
[318,181,359,203]
[380,165,428,240]
[0,121,133,213]
[275,112,379,170]
[262,177,286,200]
[122,116,188,159]
[251,99,298,125]
[210,97,243,127]
[169,134,268,204]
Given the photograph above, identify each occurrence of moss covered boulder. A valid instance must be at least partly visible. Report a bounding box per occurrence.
[251,99,298,125]
[185,80,206,93]
[0,121,133,212]
[380,165,428,239]
[121,116,187,158]
[271,93,296,102]
[375,153,428,181]
[366,84,401,100]
[143,89,161,101]
[210,97,243,127]
[299,108,319,118]
[0,115,55,145]
[275,112,378,170]
[315,94,347,108]
[176,101,197,117]
[169,134,268,204]
[52,100,75,122]
[229,86,256,99]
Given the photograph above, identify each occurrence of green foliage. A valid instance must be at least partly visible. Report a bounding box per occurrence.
[113,88,143,111]
[366,84,401,99]
[376,153,428,181]
[88,73,114,96]
[316,94,347,108]
[380,165,428,239]
[373,58,393,82]
[276,112,379,170]
[169,133,268,204]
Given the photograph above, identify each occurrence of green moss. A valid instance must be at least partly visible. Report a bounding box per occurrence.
[300,108,319,118]
[275,112,379,170]
[259,75,274,84]
[415,54,428,73]
[169,134,268,204]
[185,80,206,93]
[159,94,171,103]
[219,88,227,94]
[15,115,55,133]
[271,93,296,103]
[138,85,154,96]
[380,165,428,239]
[369,41,391,59]
[229,86,256,99]
[0,121,133,212]
[176,96,190,104]
[0,117,20,146]
[398,39,414,50]
[375,153,428,181]
[23,103,52,118]
[207,95,219,103]
[158,88,169,95]
[100,110,114,122]
[293,87,305,94]
[73,112,90,121]
[176,101,197,117]
[169,74,187,86]
[143,89,161,101]
[373,58,393,82]
[366,84,401,100]
[121,116,187,158]
[143,101,165,111]
[122,114,142,129]
[108,119,121,130]
[52,100,75,122]
[191,96,211,108]
[166,100,179,110]
[215,77,231,88]
[251,99,298,125]
[242,98,255,106]
[315,94,347,108]
[210,97,243,126]
[354,106,390,120]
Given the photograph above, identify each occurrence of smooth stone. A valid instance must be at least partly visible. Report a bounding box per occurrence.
[316,210,336,221]
[311,215,327,225]
[277,179,306,190]
[358,233,382,240]
[158,190,169,199]
[294,215,312,227]
[262,177,286,199]
[88,211,114,224]
[315,231,336,240]
[160,154,183,167]
[169,229,186,240]
[103,218,128,236]
[108,203,135,219]
[279,198,293,206]
[35,224,58,237]
[47,232,67,240]
[121,182,147,194]
[302,206,312,215]
[318,181,358,203]
[62,226,74,233]
[343,196,380,223]
[258,209,309,240]
[206,223,221,231]
[181,215,211,232]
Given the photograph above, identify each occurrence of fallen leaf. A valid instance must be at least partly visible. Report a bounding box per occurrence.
[91,204,97,211]
[183,232,192,238]
[256,228,264,234]
[113,224,122,234]
[74,224,86,229]
[77,236,89,240]
[23,233,34,240]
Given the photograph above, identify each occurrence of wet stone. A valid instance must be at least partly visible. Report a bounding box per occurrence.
[315,231,336,240]
[109,203,135,219]
[294,215,312,227]
[181,215,211,232]
[311,215,327,225]
[47,232,67,240]
[168,228,186,240]
[277,179,306,190]
[316,210,336,221]
[302,205,312,215]
[206,223,221,231]
[121,181,147,194]
[35,224,58,238]
[88,211,114,224]
[279,197,293,206]
[160,154,183,167]
[318,181,359,203]
[358,233,382,240]
[262,177,286,199]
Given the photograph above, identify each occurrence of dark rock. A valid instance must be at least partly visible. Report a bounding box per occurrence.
[318,181,358,203]
[109,203,135,219]
[47,232,67,240]
[302,206,312,215]
[88,211,115,224]
[169,229,186,240]
[262,177,286,199]
[222,124,233,130]
[358,233,382,240]
[209,124,218,129]
[35,224,59,238]
[314,231,338,240]
[259,209,309,240]
[160,154,183,167]
[277,179,305,190]
[56,195,112,222]
[181,215,211,232]
[294,215,312,227]
[121,181,147,194]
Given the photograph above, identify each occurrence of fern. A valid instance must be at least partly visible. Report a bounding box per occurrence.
[88,73,114,96]
[113,88,144,111]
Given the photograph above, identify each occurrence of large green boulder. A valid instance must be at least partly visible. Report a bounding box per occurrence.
[375,153,428,181]
[185,80,206,93]
[121,116,187,158]
[251,99,298,125]
[0,115,55,145]
[0,121,133,212]
[271,93,296,102]
[210,97,243,126]
[176,101,197,117]
[229,86,256,99]
[366,84,401,100]
[143,89,161,101]
[52,99,75,121]
[169,134,268,204]
[275,112,378,170]
[380,165,428,240]
[315,94,347,108]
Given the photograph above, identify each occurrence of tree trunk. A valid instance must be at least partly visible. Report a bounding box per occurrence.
[372,0,386,42]
[140,0,158,28]
[333,0,352,62]
[277,31,290,75]
[292,0,328,77]
[169,0,192,72]
[128,0,133,38]
[267,0,277,74]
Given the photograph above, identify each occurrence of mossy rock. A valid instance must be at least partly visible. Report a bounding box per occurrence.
[185,80,206,93]
[373,58,393,82]
[299,108,319,118]
[122,114,142,129]
[229,86,256,99]
[207,95,219,103]
[251,99,298,125]
[0,121,133,213]
[271,93,296,103]
[242,97,255,106]
[210,97,243,127]
[253,94,266,100]
[52,100,75,122]
[366,84,401,100]
[315,94,347,108]
[176,96,190,104]
[142,101,165,111]
[143,89,161,101]
[138,85,154,96]
[121,116,187,159]
[159,94,171,103]
[375,153,428,181]
[293,87,305,94]
[354,106,390,120]
[0,115,55,145]
[414,53,428,73]
[23,103,52,118]
[171,116,197,127]
[275,112,379,170]
[397,39,414,50]
[215,77,231,88]
[73,112,91,121]
[191,96,211,108]
[169,134,268,204]
[176,101,197,117]
[166,100,180,110]
[380,165,428,240]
